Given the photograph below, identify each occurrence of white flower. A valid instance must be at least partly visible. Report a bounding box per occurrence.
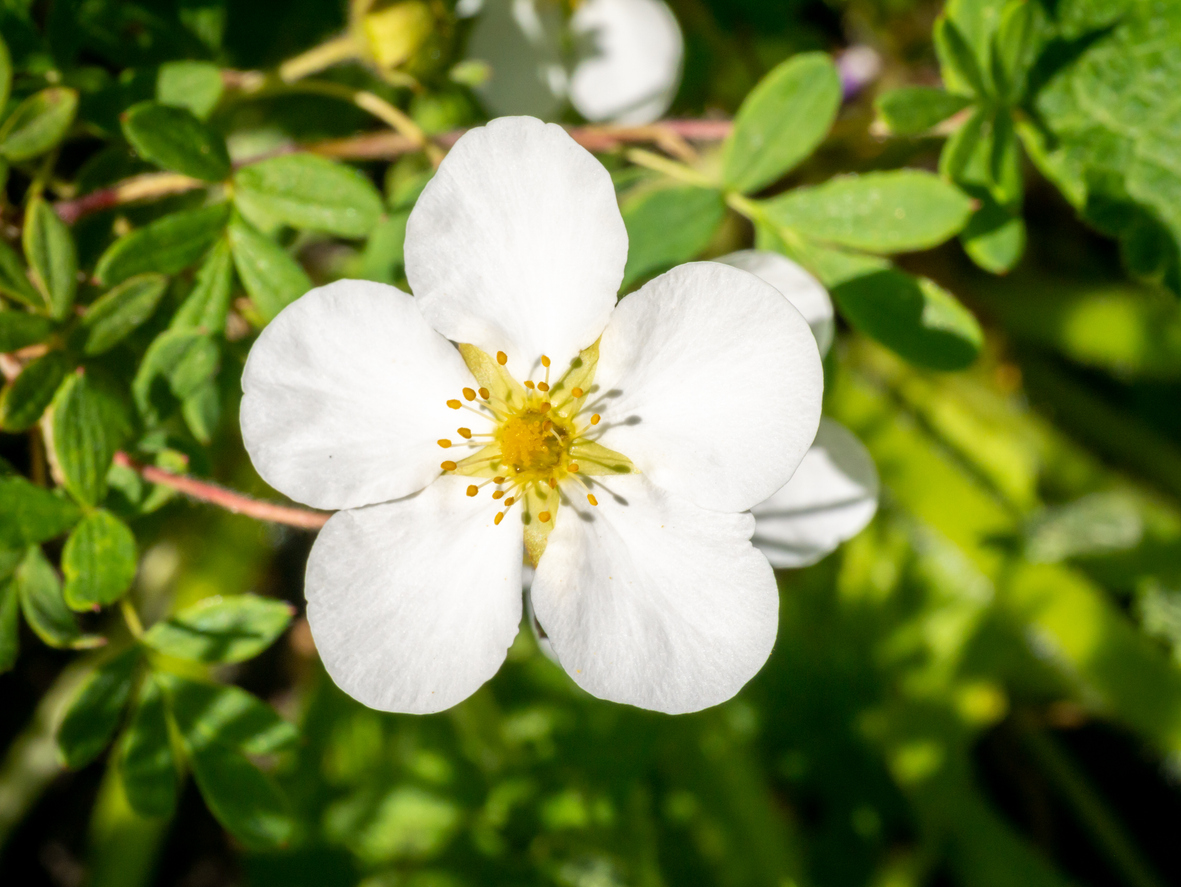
[714,251,879,568]
[240,117,822,715]
[465,0,683,125]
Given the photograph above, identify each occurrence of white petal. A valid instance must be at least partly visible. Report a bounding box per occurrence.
[593,262,824,513]
[466,0,567,119]
[305,477,524,714]
[569,0,684,125]
[532,475,777,713]
[715,250,834,356]
[240,280,476,511]
[405,116,628,380]
[751,419,879,568]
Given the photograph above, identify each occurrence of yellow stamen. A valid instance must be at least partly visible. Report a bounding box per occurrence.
[587,494,598,506]
[538,381,550,392]
[441,460,457,471]
[505,497,515,506]
[466,485,478,497]
[457,427,472,439]
[591,414,601,425]
[538,511,551,523]
[447,399,461,409]
[493,476,506,484]
[494,512,504,525]
[568,463,579,472]
[463,387,476,401]
[492,490,504,500]
[548,477,557,488]
[438,439,452,448]
[497,351,507,365]
[541,355,551,368]
[479,387,490,399]
[524,380,535,390]
[571,387,584,398]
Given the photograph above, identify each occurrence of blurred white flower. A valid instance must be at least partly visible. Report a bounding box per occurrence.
[466,0,683,124]
[715,250,880,568]
[241,117,822,715]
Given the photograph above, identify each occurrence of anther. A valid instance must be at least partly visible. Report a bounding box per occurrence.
[542,420,552,432]
[548,477,557,489]
[540,402,551,411]
[493,476,506,484]
[479,387,490,399]
[538,381,550,392]
[494,512,504,525]
[492,490,504,500]
[438,439,452,448]
[591,414,601,425]
[505,497,515,506]
[463,387,476,401]
[441,460,457,471]
[568,463,579,472]
[457,427,472,439]
[524,380,535,390]
[587,494,598,506]
[497,351,507,365]
[538,511,552,523]
[447,399,462,409]
[541,355,551,368]
[466,485,478,497]
[571,387,584,398]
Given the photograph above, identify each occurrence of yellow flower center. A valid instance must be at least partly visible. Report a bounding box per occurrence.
[434,341,635,564]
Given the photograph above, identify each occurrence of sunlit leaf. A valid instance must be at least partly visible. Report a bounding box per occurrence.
[22,197,76,319]
[0,87,78,161]
[61,510,137,611]
[57,648,140,768]
[0,349,70,432]
[227,214,312,323]
[621,185,726,288]
[143,594,293,664]
[51,371,133,506]
[122,101,231,182]
[234,154,383,238]
[95,203,230,287]
[156,60,223,120]
[82,273,169,355]
[16,546,102,649]
[118,673,178,818]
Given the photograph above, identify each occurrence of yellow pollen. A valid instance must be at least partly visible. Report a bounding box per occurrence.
[505,497,515,506]
[466,485,478,497]
[479,387,490,399]
[441,460,457,471]
[541,355,551,368]
[497,351,507,365]
[571,387,584,398]
[538,381,550,392]
[538,511,551,523]
[493,476,506,484]
[463,387,476,401]
[540,402,551,411]
[438,439,452,448]
[548,477,557,488]
[492,490,504,500]
[587,494,598,506]
[494,512,504,525]
[524,380,535,390]
[498,412,565,473]
[457,427,472,439]
[568,463,579,472]
[591,414,601,425]
[447,399,461,409]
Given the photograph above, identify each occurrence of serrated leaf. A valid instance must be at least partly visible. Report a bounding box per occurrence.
[233,154,383,238]
[874,87,974,136]
[0,238,41,308]
[722,52,841,195]
[934,16,989,98]
[118,674,178,818]
[0,577,18,672]
[188,741,295,849]
[0,349,70,432]
[761,171,974,254]
[227,214,312,323]
[16,546,102,649]
[57,648,140,768]
[51,371,133,506]
[0,308,52,352]
[160,673,298,756]
[95,202,230,287]
[61,510,137,610]
[133,329,219,426]
[143,594,293,664]
[156,60,224,120]
[0,476,81,548]
[621,185,726,288]
[82,273,169,355]
[171,239,232,334]
[0,87,78,161]
[122,101,230,182]
[22,197,76,319]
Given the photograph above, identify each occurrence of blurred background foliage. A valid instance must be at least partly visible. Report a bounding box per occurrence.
[2,0,1181,885]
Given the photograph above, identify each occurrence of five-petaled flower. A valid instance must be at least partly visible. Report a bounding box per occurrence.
[241,116,824,715]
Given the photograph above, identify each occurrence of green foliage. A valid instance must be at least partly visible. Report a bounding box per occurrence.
[57,648,140,768]
[227,213,313,322]
[142,594,294,664]
[122,102,231,182]
[621,184,726,287]
[61,510,138,611]
[118,675,179,818]
[82,273,170,355]
[156,61,224,120]
[0,87,78,162]
[51,372,133,506]
[0,576,18,672]
[874,86,972,135]
[16,546,101,649]
[95,203,230,286]
[23,197,76,319]
[233,154,384,238]
[0,309,52,353]
[0,349,69,431]
[171,240,233,334]
[0,475,80,548]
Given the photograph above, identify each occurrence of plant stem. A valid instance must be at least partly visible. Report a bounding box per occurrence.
[55,172,205,225]
[112,452,329,530]
[119,598,144,639]
[277,33,361,83]
[625,147,718,188]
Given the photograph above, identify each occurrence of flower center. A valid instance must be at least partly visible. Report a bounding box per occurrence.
[434,342,635,564]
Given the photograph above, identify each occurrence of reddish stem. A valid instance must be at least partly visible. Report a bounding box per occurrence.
[113,452,329,530]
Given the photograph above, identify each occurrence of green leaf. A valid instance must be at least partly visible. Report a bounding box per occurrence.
[0,349,70,431]
[156,60,224,120]
[171,240,232,334]
[798,244,983,370]
[0,87,78,161]
[962,195,1025,273]
[359,211,408,284]
[0,577,19,672]
[133,329,219,426]
[122,101,231,182]
[161,673,298,756]
[95,202,230,287]
[991,0,1044,103]
[143,594,293,664]
[57,648,140,768]
[934,16,989,98]
[874,87,973,136]
[181,378,219,444]
[61,510,137,611]
[227,214,312,323]
[16,546,103,649]
[22,197,77,319]
[233,154,384,238]
[621,185,726,288]
[0,32,11,116]
[51,371,133,506]
[0,308,52,352]
[0,476,81,548]
[0,238,41,308]
[82,273,169,355]
[188,741,295,849]
[118,674,178,818]
[761,171,974,254]
[721,52,841,195]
